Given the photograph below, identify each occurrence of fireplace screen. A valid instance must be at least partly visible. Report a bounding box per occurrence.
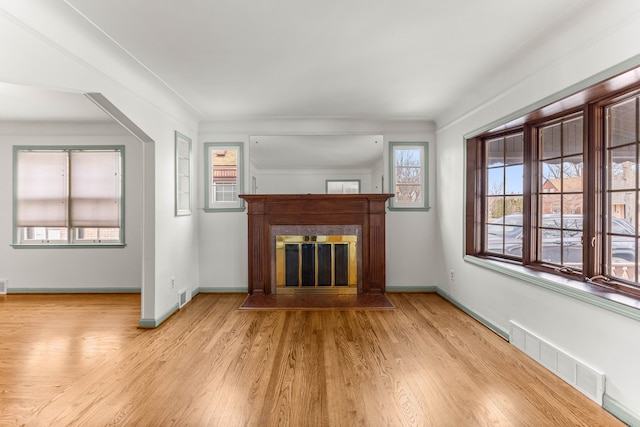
[275,235,357,293]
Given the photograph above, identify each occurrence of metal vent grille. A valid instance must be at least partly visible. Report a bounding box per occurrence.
[510,321,605,405]
[178,289,187,308]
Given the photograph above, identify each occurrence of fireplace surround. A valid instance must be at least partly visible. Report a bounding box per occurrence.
[239,194,393,295]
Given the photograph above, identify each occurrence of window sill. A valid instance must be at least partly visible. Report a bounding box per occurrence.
[388,206,431,212]
[203,206,246,213]
[12,243,126,249]
[464,255,640,322]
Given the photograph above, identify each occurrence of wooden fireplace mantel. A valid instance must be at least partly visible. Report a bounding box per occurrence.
[239,194,394,295]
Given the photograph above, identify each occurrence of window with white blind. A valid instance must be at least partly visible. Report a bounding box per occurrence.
[13,146,124,246]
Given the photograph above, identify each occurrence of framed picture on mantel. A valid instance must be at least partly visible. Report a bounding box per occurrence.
[326,179,360,194]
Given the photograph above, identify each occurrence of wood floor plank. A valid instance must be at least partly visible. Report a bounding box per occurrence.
[0,292,624,426]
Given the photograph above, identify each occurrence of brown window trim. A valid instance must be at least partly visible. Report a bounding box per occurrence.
[466,65,640,308]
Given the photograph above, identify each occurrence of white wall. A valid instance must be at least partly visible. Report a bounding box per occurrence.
[435,2,640,417]
[386,132,438,290]
[370,156,384,194]
[0,121,142,290]
[0,1,200,323]
[198,119,437,291]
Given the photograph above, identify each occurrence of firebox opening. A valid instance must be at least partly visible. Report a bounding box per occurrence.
[275,235,357,294]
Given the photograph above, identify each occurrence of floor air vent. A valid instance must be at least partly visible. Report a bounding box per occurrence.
[510,321,605,405]
[178,289,187,308]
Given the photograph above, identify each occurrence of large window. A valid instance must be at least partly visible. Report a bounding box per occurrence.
[466,66,640,302]
[389,142,429,210]
[204,142,244,211]
[13,146,124,247]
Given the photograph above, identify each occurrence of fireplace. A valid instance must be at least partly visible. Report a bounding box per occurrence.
[239,194,393,295]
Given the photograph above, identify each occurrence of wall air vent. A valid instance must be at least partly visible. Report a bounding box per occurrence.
[510,321,605,405]
[178,289,187,309]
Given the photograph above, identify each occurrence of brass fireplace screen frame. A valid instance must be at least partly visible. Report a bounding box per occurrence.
[275,235,357,294]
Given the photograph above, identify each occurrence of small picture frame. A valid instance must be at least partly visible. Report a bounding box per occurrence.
[175,131,192,216]
[326,179,360,194]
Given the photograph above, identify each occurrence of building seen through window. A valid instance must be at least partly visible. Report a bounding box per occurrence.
[205,142,243,211]
[211,149,238,203]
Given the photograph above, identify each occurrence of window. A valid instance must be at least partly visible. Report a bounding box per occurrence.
[538,114,584,268]
[13,146,124,246]
[466,65,640,302]
[484,133,524,258]
[606,94,640,283]
[204,142,244,211]
[326,180,360,194]
[389,142,429,210]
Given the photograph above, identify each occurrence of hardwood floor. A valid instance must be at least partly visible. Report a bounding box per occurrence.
[0,292,623,426]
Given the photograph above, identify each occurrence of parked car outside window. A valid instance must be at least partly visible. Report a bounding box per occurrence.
[486,214,637,266]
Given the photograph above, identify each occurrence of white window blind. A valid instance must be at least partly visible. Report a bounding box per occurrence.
[15,147,122,235]
[16,151,68,227]
[70,151,121,227]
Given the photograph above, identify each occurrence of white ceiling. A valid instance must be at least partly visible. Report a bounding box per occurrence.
[1,0,597,170]
[64,0,585,121]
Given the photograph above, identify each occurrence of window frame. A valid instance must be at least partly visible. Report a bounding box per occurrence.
[12,145,125,248]
[204,142,245,212]
[326,179,361,194]
[466,66,640,309]
[535,113,586,270]
[482,131,526,261]
[388,141,430,211]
